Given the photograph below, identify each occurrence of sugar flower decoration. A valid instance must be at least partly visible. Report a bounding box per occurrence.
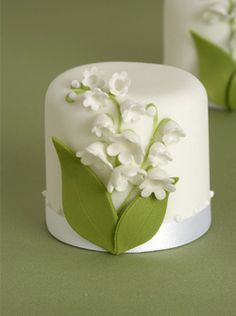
[107,164,146,193]
[65,67,185,202]
[158,119,186,146]
[76,142,113,169]
[83,88,108,111]
[92,113,115,137]
[140,167,176,200]
[120,100,146,123]
[146,103,157,117]
[70,80,81,89]
[203,1,236,24]
[109,72,130,97]
[148,142,172,166]
[107,130,144,165]
[82,67,105,89]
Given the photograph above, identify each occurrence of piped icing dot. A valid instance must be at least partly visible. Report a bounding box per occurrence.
[174,215,183,223]
[210,190,215,198]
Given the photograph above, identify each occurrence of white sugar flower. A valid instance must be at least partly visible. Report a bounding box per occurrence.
[203,1,236,24]
[83,88,108,111]
[146,103,157,117]
[82,67,105,89]
[76,142,113,169]
[140,167,176,200]
[109,72,130,97]
[107,164,146,193]
[67,91,78,101]
[158,119,185,146]
[107,130,144,165]
[148,142,172,166]
[120,100,146,123]
[91,113,115,137]
[71,80,81,89]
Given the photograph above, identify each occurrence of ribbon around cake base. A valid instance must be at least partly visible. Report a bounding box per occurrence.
[45,203,211,253]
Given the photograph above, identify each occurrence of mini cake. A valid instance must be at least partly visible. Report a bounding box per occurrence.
[164,0,236,110]
[44,62,213,254]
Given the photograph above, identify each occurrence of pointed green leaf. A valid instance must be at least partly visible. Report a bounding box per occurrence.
[114,193,169,254]
[191,31,236,109]
[52,137,118,253]
[228,70,236,110]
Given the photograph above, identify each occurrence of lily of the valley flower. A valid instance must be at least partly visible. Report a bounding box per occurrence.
[83,88,108,111]
[146,103,157,117]
[107,164,146,193]
[82,66,105,89]
[109,72,130,97]
[107,130,144,165]
[70,80,81,89]
[203,1,236,24]
[140,167,176,200]
[91,113,115,137]
[120,100,146,123]
[76,142,113,169]
[148,142,172,166]
[158,119,186,146]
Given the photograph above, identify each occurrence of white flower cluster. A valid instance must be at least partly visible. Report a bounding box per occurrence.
[66,67,185,201]
[203,0,236,24]
[203,0,236,58]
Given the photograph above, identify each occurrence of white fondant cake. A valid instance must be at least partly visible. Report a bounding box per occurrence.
[44,62,212,254]
[164,0,236,110]
[164,0,235,75]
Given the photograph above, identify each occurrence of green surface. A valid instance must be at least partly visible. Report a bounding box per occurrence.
[1,0,236,315]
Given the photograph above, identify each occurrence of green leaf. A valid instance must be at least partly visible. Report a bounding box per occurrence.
[191,31,236,110]
[228,69,236,110]
[52,137,118,253]
[114,193,170,254]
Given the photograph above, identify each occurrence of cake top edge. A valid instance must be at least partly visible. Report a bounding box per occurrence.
[46,61,206,96]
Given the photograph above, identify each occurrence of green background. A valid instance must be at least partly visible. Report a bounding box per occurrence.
[1,0,236,315]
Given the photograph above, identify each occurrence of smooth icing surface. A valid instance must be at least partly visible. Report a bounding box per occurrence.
[164,0,231,75]
[45,62,210,225]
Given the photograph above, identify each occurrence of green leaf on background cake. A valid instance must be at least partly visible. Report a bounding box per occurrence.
[228,70,236,110]
[114,192,170,255]
[52,137,118,254]
[191,31,236,110]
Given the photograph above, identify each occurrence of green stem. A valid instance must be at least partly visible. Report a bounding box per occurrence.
[117,186,140,217]
[141,113,159,169]
[117,113,160,217]
[108,94,122,133]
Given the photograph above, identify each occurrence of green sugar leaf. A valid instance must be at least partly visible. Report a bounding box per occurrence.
[114,193,169,254]
[191,31,236,110]
[228,70,236,110]
[52,137,118,254]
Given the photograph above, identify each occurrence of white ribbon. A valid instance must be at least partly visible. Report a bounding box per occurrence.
[45,202,211,253]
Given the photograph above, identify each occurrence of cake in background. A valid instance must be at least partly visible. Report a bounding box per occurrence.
[44,62,213,254]
[164,0,236,110]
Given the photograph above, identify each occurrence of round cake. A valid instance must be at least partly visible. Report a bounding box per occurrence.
[44,62,213,254]
[164,0,236,110]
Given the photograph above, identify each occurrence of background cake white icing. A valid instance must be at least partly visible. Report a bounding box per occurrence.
[45,62,211,224]
[164,0,232,75]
